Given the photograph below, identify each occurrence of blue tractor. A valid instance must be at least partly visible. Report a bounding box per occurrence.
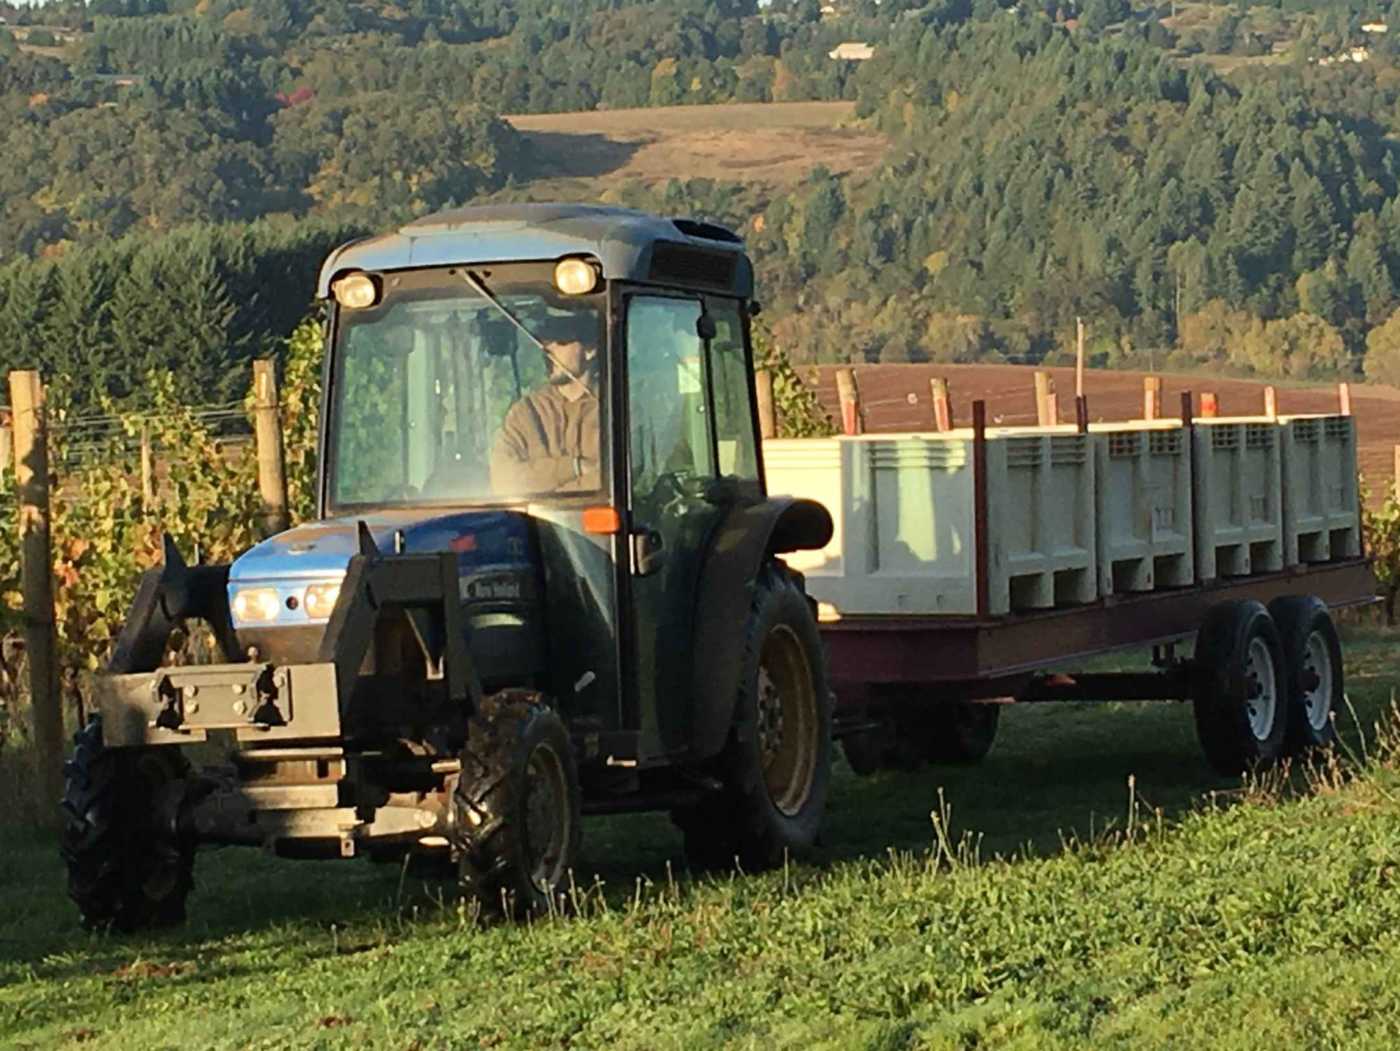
[62,204,835,928]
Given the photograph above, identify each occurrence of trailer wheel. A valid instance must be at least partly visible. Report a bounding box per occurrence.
[1268,595,1343,755]
[60,716,195,933]
[927,703,1001,764]
[451,691,581,917]
[1191,601,1288,775]
[676,563,832,872]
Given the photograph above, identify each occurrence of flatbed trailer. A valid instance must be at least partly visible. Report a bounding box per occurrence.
[791,398,1378,776]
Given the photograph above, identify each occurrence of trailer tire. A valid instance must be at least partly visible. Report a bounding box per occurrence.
[1268,595,1343,755]
[676,563,832,872]
[927,702,1001,764]
[451,691,581,917]
[60,716,195,933]
[1191,601,1288,775]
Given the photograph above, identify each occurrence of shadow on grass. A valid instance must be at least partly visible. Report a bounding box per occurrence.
[4,627,1396,970]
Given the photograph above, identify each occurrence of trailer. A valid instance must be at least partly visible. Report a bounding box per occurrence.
[769,399,1376,775]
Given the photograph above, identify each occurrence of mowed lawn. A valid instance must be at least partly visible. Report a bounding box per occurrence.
[2,626,1399,1049]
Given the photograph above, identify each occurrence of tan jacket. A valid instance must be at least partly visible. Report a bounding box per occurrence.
[490,383,601,494]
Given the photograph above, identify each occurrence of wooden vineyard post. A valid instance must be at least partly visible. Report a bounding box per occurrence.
[1263,385,1278,420]
[252,359,289,536]
[754,369,776,440]
[1200,392,1219,418]
[9,370,61,816]
[1034,370,1056,426]
[1143,376,1162,421]
[1075,316,1085,398]
[1339,382,1352,417]
[835,368,862,435]
[139,423,154,510]
[930,377,953,432]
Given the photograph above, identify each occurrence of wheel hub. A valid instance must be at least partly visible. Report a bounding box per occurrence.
[1243,637,1278,742]
[1301,630,1335,733]
[756,625,819,817]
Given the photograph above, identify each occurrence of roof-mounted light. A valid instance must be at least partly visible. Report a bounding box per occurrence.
[553,257,601,296]
[331,272,381,310]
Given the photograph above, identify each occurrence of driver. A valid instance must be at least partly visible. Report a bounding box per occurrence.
[490,313,602,494]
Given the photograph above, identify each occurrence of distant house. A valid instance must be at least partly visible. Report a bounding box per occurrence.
[1318,46,1370,66]
[1362,22,1389,34]
[828,41,875,61]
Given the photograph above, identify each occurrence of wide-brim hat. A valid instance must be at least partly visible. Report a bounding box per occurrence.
[534,312,598,345]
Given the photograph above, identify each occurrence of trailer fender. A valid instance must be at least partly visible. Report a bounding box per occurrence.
[690,497,833,761]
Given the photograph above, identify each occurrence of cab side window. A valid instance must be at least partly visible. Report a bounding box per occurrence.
[705,299,759,482]
[626,296,714,498]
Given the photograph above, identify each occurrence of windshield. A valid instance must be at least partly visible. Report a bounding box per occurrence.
[327,265,606,510]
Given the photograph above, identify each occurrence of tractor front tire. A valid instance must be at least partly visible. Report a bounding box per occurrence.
[677,564,832,872]
[60,717,195,933]
[451,691,581,917]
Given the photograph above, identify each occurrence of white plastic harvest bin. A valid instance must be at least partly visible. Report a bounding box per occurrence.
[1277,414,1362,565]
[1089,422,1194,594]
[763,429,1096,617]
[1191,417,1284,580]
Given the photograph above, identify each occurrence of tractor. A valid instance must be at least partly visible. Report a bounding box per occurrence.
[62,204,835,929]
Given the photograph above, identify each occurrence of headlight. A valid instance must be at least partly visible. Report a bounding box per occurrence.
[553,257,600,295]
[231,587,280,624]
[303,582,342,620]
[331,272,380,310]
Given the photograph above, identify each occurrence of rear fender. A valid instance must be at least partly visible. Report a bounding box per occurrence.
[689,497,833,760]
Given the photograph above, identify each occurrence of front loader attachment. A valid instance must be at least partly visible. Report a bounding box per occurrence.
[107,534,240,674]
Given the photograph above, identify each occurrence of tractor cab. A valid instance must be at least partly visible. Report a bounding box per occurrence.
[77,204,834,926]
[302,204,776,764]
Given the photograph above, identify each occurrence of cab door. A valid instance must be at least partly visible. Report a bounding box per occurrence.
[623,292,762,759]
[624,294,721,757]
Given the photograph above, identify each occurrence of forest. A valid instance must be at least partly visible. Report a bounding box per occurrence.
[7,0,1400,402]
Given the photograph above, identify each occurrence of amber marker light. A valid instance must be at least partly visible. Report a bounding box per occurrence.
[582,506,622,534]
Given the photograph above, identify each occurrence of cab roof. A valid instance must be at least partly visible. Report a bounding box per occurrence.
[317,203,753,299]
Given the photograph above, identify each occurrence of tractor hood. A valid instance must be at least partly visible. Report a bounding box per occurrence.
[232,509,534,583]
[227,509,538,629]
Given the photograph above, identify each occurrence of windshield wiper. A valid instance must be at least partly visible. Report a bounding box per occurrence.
[459,269,597,401]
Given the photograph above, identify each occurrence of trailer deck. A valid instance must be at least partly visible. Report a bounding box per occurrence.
[822,557,1376,702]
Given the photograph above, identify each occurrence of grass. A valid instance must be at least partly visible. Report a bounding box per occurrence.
[2,625,1399,1048]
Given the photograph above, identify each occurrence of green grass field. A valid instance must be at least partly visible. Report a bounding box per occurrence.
[2,627,1398,1049]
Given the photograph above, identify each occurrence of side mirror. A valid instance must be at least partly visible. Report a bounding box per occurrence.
[631,527,667,577]
[696,312,717,341]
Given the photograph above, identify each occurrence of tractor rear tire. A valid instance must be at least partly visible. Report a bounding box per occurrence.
[60,716,195,933]
[1191,601,1288,776]
[1268,595,1344,756]
[451,691,581,917]
[676,563,832,873]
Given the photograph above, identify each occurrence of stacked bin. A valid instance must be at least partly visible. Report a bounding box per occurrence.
[1089,422,1194,594]
[1190,417,1284,580]
[1277,414,1362,565]
[762,429,1096,617]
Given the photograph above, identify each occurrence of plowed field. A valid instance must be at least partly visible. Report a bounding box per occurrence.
[804,362,1400,496]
